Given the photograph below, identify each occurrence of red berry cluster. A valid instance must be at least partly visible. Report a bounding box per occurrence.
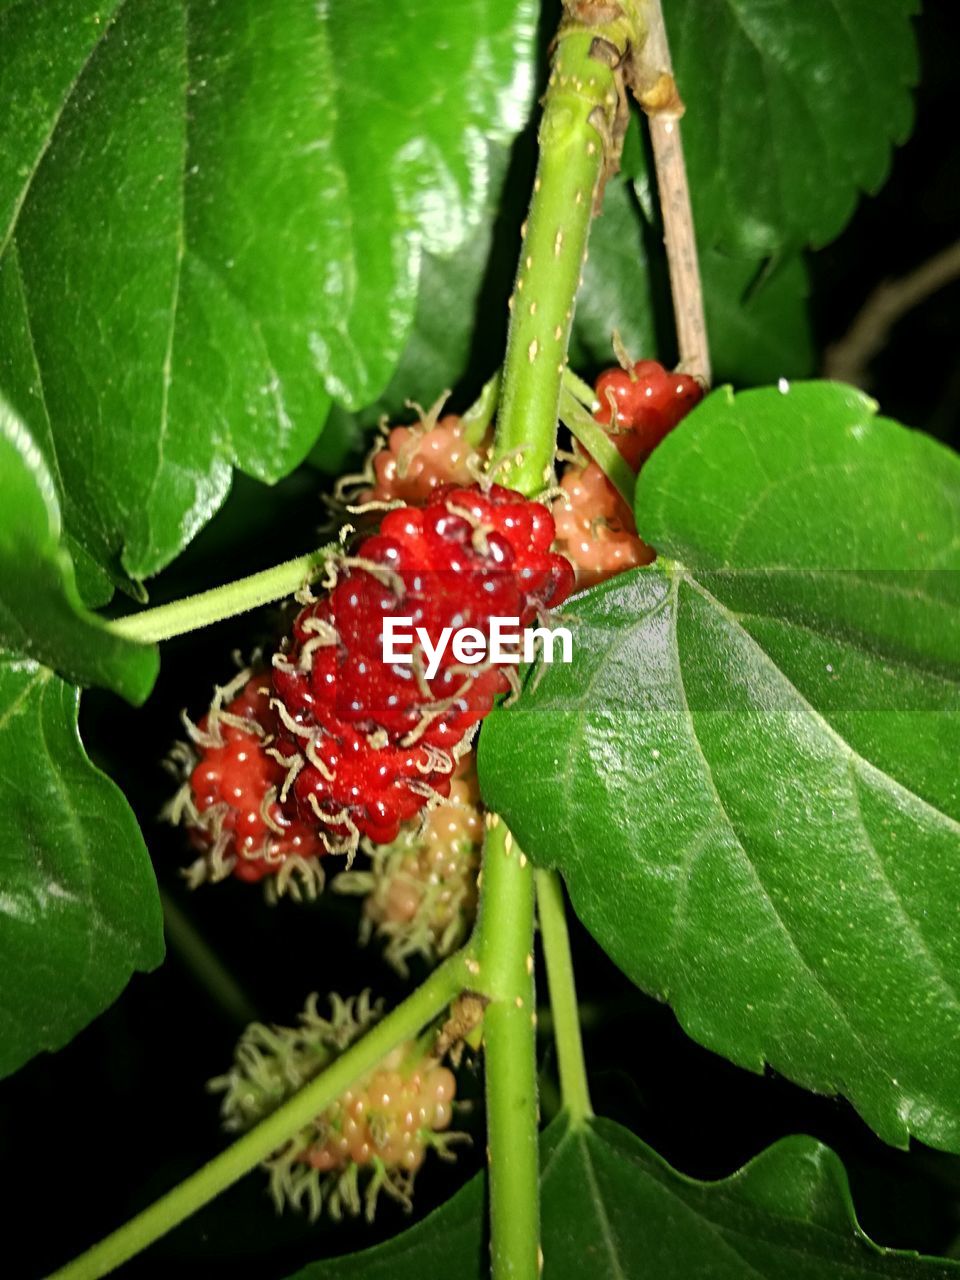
[171,478,572,889]
[167,670,326,896]
[171,365,697,891]
[271,483,573,849]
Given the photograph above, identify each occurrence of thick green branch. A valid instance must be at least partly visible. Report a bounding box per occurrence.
[493,2,647,495]
[481,7,647,1276]
[475,819,540,1280]
[47,949,472,1280]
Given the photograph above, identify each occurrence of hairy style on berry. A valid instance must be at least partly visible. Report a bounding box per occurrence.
[166,670,326,899]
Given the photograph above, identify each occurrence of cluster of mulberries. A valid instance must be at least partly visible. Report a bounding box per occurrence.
[271,483,572,850]
[168,409,570,895]
[209,991,462,1221]
[180,365,702,1221]
[169,365,701,896]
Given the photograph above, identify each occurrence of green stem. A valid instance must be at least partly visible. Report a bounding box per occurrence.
[562,366,598,410]
[48,949,472,1280]
[492,3,645,494]
[535,871,592,1124]
[475,820,540,1280]
[106,544,335,644]
[480,7,645,1275]
[558,385,636,508]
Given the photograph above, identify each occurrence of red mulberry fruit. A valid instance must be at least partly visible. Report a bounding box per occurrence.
[269,483,574,852]
[167,671,326,897]
[359,412,485,507]
[595,359,703,465]
[553,459,654,587]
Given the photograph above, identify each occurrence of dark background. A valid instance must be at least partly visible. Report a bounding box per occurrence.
[5,3,960,1276]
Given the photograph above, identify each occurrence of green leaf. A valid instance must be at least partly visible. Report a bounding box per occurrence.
[302,150,814,430]
[480,383,960,1151]
[287,1115,959,1277]
[344,166,815,415]
[286,1175,483,1279]
[0,394,157,704]
[0,0,536,578]
[538,1117,958,1278]
[702,252,814,386]
[342,139,516,429]
[571,176,814,384]
[0,657,164,1078]
[666,0,919,254]
[0,231,115,607]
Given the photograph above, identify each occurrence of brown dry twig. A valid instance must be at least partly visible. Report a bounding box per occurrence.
[824,239,960,388]
[630,0,711,385]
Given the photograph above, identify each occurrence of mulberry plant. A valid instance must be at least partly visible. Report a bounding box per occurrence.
[2,2,959,1280]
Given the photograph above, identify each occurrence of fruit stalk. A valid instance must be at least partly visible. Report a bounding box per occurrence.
[536,870,592,1123]
[558,383,637,506]
[108,544,336,643]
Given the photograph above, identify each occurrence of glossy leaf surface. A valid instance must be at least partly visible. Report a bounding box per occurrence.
[0,0,536,578]
[0,658,163,1078]
[481,383,960,1150]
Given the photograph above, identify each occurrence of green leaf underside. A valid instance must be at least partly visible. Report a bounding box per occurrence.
[288,1115,959,1278]
[480,383,960,1151]
[666,0,919,254]
[0,394,157,703]
[0,0,536,579]
[0,657,163,1079]
[572,175,814,385]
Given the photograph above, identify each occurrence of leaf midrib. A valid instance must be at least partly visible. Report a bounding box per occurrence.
[545,1123,875,1280]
